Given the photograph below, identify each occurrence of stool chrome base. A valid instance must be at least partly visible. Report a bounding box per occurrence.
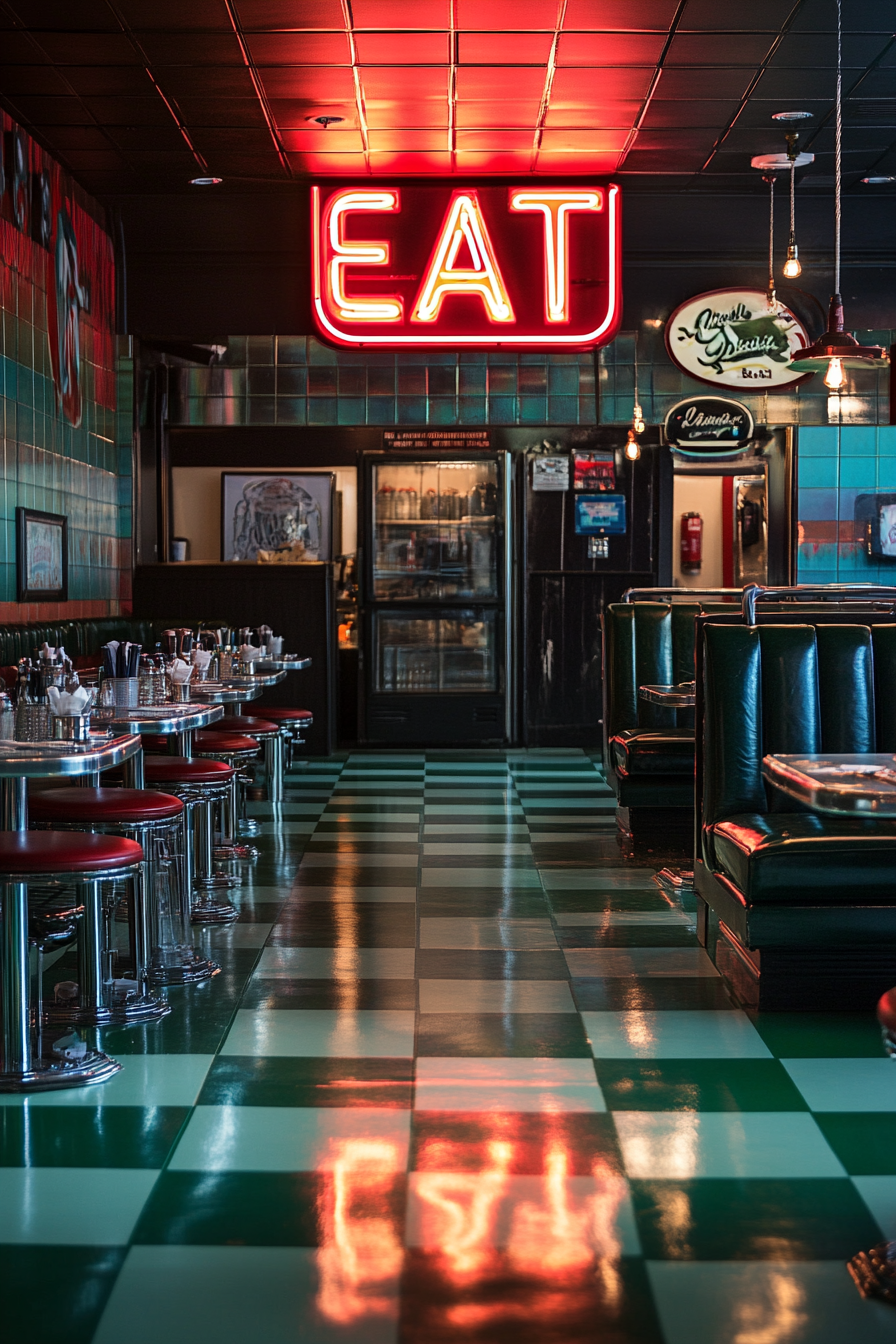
[150,953,220,986]
[215,843,259,861]
[45,992,171,1028]
[191,895,239,925]
[0,1049,121,1093]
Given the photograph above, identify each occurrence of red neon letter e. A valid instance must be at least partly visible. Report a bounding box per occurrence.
[321,188,402,323]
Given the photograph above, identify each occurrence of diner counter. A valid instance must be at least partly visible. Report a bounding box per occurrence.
[133,562,335,753]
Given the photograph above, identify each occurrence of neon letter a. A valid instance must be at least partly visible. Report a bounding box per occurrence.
[412,192,515,324]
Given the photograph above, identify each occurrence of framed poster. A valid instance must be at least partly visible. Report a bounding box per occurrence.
[532,456,570,492]
[221,473,334,562]
[573,451,616,492]
[16,507,68,601]
[574,494,627,535]
[855,493,896,560]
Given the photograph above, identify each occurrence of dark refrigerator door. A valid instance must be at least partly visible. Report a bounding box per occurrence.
[522,442,671,747]
[360,452,509,745]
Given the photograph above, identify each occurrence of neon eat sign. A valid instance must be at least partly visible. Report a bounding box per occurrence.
[311,183,621,349]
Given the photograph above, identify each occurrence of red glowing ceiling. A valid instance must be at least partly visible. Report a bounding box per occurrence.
[1,0,895,192]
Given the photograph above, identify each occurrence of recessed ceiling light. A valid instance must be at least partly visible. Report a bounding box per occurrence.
[772,110,813,122]
[305,115,345,128]
[190,176,222,186]
[863,175,895,184]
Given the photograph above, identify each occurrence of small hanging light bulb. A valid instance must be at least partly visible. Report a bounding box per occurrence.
[632,401,645,435]
[824,356,845,389]
[783,237,801,278]
[624,429,641,461]
[782,147,802,278]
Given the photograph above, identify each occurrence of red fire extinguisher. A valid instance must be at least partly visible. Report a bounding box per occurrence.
[681,512,703,573]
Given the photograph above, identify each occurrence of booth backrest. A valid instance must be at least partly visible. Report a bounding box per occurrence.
[702,622,896,845]
[0,617,216,668]
[603,600,735,759]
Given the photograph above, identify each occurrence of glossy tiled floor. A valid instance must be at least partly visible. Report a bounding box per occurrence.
[5,750,896,1343]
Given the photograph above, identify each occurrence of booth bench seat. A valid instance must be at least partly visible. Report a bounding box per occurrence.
[696,619,896,1009]
[602,600,733,839]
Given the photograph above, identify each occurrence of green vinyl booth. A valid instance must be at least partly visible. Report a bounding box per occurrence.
[0,618,228,682]
[696,618,896,1010]
[602,592,737,838]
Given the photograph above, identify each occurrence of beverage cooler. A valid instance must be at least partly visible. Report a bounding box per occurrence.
[359,451,513,745]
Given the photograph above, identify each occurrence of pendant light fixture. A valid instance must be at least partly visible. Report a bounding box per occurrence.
[626,333,643,460]
[764,172,777,306]
[751,142,813,299]
[782,134,802,278]
[789,0,887,384]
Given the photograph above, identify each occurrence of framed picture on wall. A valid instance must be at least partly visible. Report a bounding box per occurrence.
[16,507,68,601]
[856,492,896,560]
[221,472,335,562]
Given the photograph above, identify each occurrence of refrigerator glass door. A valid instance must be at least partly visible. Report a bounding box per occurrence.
[372,459,498,601]
[375,610,497,693]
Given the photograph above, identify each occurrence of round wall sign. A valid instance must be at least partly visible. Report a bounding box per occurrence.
[665,396,755,457]
[664,287,811,389]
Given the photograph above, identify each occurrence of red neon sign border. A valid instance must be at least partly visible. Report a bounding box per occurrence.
[311,182,622,349]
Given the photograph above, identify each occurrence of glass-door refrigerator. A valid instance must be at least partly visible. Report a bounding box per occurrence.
[359,451,513,745]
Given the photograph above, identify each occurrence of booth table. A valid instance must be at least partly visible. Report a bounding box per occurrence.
[762,753,896,815]
[638,682,697,709]
[0,733,140,1091]
[762,751,896,1306]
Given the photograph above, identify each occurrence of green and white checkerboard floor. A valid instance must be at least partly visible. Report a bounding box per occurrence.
[5,749,896,1342]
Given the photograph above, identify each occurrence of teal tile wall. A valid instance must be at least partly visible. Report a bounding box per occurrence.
[0,278,130,618]
[798,426,896,584]
[0,114,130,620]
[599,326,892,428]
[165,336,597,428]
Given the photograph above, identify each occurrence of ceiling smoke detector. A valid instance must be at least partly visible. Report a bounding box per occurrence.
[772,110,814,122]
[306,115,345,128]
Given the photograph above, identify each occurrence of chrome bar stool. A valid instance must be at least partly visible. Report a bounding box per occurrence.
[0,831,143,1092]
[252,707,313,769]
[203,714,286,807]
[192,729,261,861]
[140,756,239,925]
[29,786,217,991]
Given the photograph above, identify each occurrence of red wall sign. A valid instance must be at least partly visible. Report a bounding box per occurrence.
[312,183,621,350]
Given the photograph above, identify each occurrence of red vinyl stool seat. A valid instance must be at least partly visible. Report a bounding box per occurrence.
[254,708,312,722]
[29,787,184,825]
[0,831,143,874]
[143,757,234,786]
[204,715,279,736]
[879,988,896,1056]
[193,731,259,754]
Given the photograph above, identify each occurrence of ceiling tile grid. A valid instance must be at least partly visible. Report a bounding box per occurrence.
[0,0,893,194]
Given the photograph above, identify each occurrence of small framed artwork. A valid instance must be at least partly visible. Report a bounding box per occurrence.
[573,494,627,536]
[573,451,616,492]
[16,507,68,601]
[856,492,896,559]
[221,472,335,562]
